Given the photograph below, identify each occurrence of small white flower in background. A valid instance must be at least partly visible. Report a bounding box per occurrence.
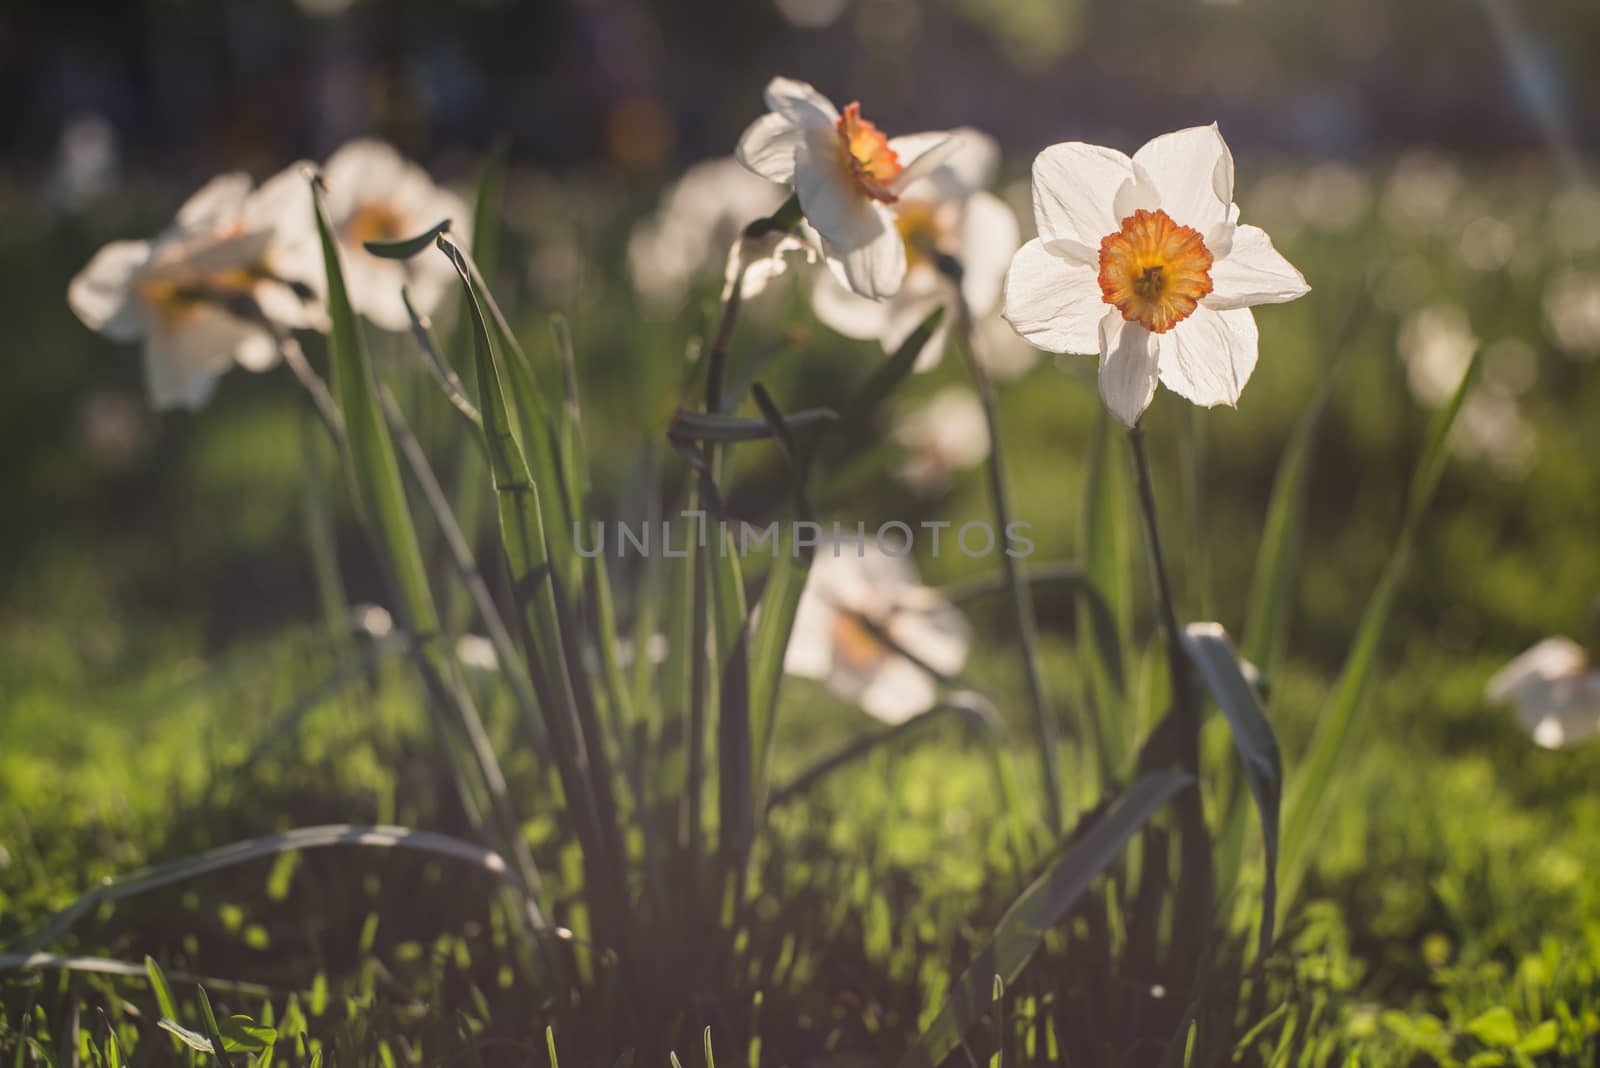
[627,157,793,307]
[68,169,323,411]
[1399,305,1537,473]
[298,139,469,331]
[456,634,500,673]
[785,540,970,723]
[893,387,990,495]
[1399,304,1477,407]
[811,128,1020,371]
[1004,124,1310,427]
[1542,269,1600,360]
[1381,150,1462,236]
[736,77,956,300]
[1486,637,1600,750]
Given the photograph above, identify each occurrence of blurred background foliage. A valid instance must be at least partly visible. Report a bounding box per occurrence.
[4,0,1600,1062]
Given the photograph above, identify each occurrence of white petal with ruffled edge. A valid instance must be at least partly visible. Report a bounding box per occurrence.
[1003,239,1104,355]
[736,112,805,185]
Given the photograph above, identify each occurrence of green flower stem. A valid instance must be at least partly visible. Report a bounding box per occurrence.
[947,272,1064,835]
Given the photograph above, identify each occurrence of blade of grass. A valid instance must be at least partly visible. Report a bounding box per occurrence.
[1278,351,1481,916]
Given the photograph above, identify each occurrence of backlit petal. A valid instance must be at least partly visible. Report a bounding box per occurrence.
[1031,143,1135,263]
[763,77,839,132]
[1156,305,1258,408]
[797,126,905,299]
[1003,239,1104,355]
[1132,124,1234,233]
[736,112,804,184]
[1204,224,1311,309]
[959,190,1020,317]
[68,240,151,341]
[1097,311,1160,426]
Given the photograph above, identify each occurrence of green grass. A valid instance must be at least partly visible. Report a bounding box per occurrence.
[3,156,1600,1065]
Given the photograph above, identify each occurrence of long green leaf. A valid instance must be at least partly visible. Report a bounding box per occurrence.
[310,175,439,640]
[1279,351,1481,914]
[900,770,1192,1068]
[1181,622,1283,961]
[444,235,627,943]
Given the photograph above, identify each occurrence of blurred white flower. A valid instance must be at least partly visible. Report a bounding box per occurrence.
[736,77,955,300]
[1486,637,1600,750]
[785,540,970,723]
[1457,215,1517,272]
[53,114,119,211]
[973,310,1039,379]
[1295,161,1371,232]
[293,140,469,331]
[1400,306,1536,472]
[1005,124,1310,426]
[68,169,322,410]
[1399,304,1477,407]
[627,157,791,307]
[1381,151,1462,236]
[456,634,500,672]
[811,128,1019,370]
[1546,184,1600,255]
[1542,269,1600,359]
[892,387,990,494]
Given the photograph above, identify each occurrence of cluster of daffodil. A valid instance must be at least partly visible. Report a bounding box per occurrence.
[70,77,1596,762]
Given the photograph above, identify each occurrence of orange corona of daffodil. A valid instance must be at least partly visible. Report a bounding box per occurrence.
[1004,124,1310,426]
[735,77,957,301]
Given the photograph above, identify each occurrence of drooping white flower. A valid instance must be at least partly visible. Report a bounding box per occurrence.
[735,77,955,301]
[811,128,1020,370]
[627,156,795,307]
[68,169,322,410]
[1486,637,1600,750]
[892,387,990,495]
[1004,124,1310,427]
[785,540,970,723]
[295,140,469,331]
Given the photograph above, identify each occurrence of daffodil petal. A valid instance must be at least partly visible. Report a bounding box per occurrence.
[1003,239,1104,355]
[1031,142,1135,263]
[887,133,957,195]
[763,77,839,131]
[858,657,938,724]
[959,190,1021,317]
[176,172,254,229]
[1486,637,1589,703]
[736,112,803,184]
[143,307,255,411]
[1204,224,1311,309]
[68,240,151,342]
[797,128,905,299]
[1097,310,1160,427]
[1156,305,1258,409]
[812,269,892,340]
[1131,123,1234,233]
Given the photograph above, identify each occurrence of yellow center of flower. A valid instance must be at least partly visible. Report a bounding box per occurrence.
[832,611,891,672]
[136,266,265,323]
[895,201,942,267]
[343,202,409,248]
[1096,208,1214,334]
[836,102,902,204]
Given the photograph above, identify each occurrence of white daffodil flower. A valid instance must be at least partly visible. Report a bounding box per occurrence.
[68,169,322,411]
[785,540,970,723]
[288,139,469,331]
[735,77,955,301]
[1486,637,1600,750]
[627,156,797,306]
[811,128,1020,370]
[1004,124,1310,426]
[892,387,990,495]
